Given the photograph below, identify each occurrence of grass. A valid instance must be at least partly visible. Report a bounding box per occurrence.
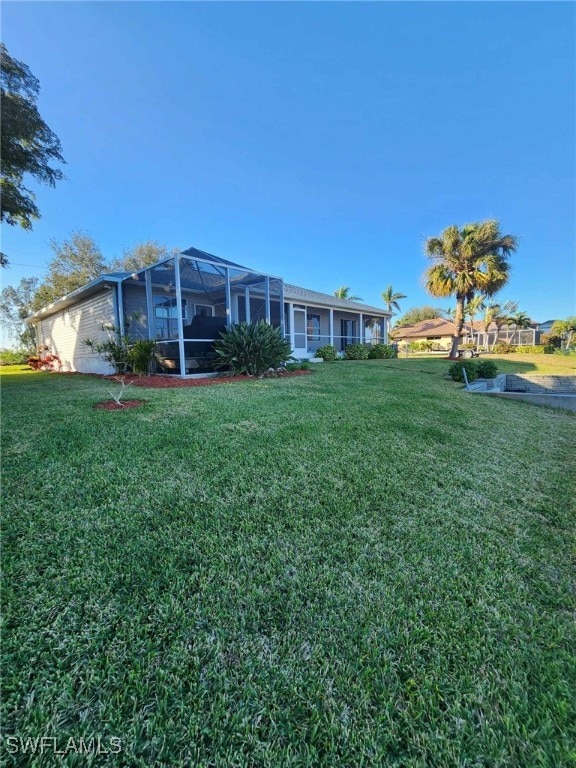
[2,359,575,767]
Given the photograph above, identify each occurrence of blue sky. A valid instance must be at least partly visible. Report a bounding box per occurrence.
[1,1,575,345]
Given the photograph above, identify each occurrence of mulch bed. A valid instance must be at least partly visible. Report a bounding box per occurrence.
[99,369,312,389]
[93,400,147,410]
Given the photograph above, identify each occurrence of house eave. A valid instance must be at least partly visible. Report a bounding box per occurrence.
[25,277,122,323]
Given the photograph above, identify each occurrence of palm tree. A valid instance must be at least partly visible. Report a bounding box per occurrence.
[506,310,531,345]
[483,302,501,350]
[464,294,486,347]
[424,220,518,358]
[381,285,406,313]
[381,284,406,338]
[334,286,363,302]
[484,300,517,350]
[550,317,576,351]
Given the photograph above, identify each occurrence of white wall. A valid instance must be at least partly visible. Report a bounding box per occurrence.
[38,290,116,374]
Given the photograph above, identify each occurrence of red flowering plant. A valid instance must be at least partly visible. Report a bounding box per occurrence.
[27,346,62,371]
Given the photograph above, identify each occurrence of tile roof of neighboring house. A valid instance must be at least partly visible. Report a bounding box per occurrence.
[284,283,390,315]
[391,317,484,339]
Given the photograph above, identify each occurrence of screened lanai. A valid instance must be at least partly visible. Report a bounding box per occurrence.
[119,247,284,375]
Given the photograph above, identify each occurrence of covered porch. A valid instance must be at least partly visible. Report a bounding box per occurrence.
[285,303,388,358]
[119,248,284,376]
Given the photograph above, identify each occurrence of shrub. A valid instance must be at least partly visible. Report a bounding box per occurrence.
[285,361,310,372]
[540,333,561,349]
[459,342,476,350]
[476,360,498,379]
[448,360,478,383]
[27,349,62,371]
[315,345,338,361]
[84,317,155,375]
[0,350,27,365]
[84,324,131,373]
[344,344,369,360]
[409,341,433,352]
[493,342,514,354]
[213,321,293,377]
[368,344,397,359]
[515,345,549,354]
[127,339,157,376]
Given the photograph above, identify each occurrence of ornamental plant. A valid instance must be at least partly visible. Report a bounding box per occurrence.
[315,345,338,361]
[475,360,498,379]
[84,324,131,374]
[127,340,156,377]
[448,359,499,382]
[27,347,62,371]
[368,344,398,359]
[84,316,156,375]
[448,360,479,383]
[344,344,369,360]
[213,321,293,377]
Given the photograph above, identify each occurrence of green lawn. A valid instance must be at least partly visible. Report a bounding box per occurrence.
[2,360,575,767]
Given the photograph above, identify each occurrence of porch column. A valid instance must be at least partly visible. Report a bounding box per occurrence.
[265,277,271,323]
[116,283,125,336]
[174,256,186,375]
[244,287,250,323]
[329,308,334,347]
[224,267,232,327]
[279,281,285,336]
[288,302,295,350]
[359,313,364,344]
[145,269,154,341]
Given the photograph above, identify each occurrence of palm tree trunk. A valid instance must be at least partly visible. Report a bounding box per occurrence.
[450,298,465,358]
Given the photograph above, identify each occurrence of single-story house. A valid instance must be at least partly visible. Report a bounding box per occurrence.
[390,318,483,350]
[26,246,392,376]
[392,316,541,350]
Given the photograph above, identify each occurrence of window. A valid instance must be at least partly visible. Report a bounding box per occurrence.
[154,296,186,339]
[307,314,321,341]
[194,304,213,317]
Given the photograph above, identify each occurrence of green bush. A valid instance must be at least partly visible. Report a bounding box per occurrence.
[315,345,338,361]
[476,360,498,379]
[0,350,28,366]
[515,345,549,354]
[213,321,293,377]
[127,339,157,376]
[493,342,514,354]
[540,333,561,349]
[285,361,311,372]
[459,342,476,350]
[448,360,478,383]
[84,324,130,373]
[344,344,369,360]
[368,344,397,359]
[409,341,433,352]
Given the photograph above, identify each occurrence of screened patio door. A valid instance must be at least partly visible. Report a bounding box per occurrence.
[293,308,307,357]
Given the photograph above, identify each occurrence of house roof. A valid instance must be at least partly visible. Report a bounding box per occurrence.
[26,274,128,322]
[26,246,391,321]
[391,317,484,339]
[284,284,390,316]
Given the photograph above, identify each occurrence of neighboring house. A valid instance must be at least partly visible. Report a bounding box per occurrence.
[390,318,483,350]
[26,246,391,376]
[392,316,541,350]
[536,319,557,335]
